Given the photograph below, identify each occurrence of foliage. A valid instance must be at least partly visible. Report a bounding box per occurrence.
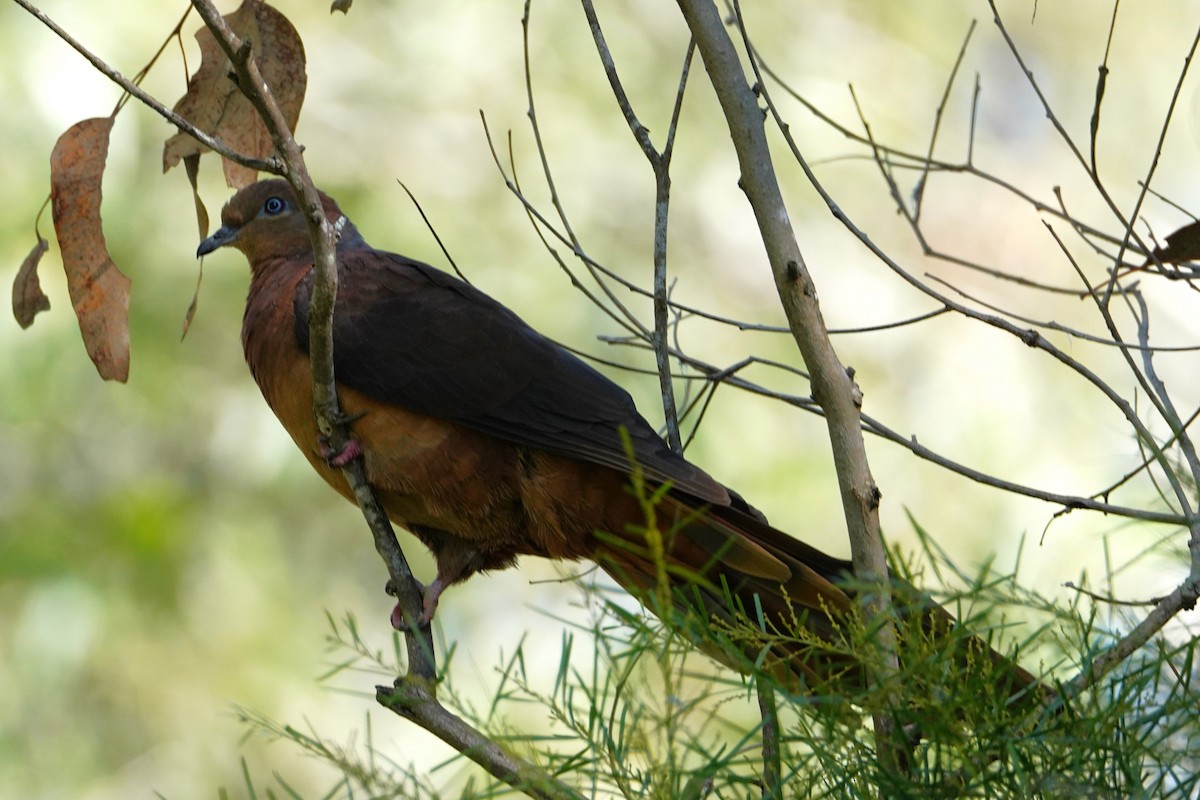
[233,527,1200,798]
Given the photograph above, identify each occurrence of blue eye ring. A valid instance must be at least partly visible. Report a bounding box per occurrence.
[263,196,287,215]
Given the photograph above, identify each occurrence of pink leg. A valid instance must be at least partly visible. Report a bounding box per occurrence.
[388,577,448,629]
[318,434,363,468]
[419,577,449,625]
[385,538,487,629]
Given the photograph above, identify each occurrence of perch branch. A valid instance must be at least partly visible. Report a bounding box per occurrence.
[377,680,586,800]
[188,4,591,796]
[185,0,441,678]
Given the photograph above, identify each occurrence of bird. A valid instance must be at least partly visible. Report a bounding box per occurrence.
[197,178,1040,699]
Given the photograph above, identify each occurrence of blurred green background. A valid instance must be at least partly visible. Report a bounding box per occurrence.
[3,1,1199,796]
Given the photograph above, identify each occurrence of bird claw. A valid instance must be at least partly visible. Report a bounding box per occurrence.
[385,577,442,630]
[331,409,368,427]
[318,434,363,468]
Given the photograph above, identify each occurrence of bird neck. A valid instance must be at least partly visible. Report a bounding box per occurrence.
[242,260,311,404]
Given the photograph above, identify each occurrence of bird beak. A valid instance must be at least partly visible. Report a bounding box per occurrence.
[196,225,240,257]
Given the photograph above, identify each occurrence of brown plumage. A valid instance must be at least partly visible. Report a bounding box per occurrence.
[198,179,1038,697]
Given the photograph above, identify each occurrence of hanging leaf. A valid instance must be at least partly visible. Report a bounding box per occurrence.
[1150,218,1200,266]
[12,233,50,329]
[183,152,209,239]
[163,0,307,188]
[180,153,207,341]
[50,116,132,383]
[181,261,204,342]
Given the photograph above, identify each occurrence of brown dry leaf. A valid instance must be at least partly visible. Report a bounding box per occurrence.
[1150,219,1200,266]
[12,233,50,329]
[50,116,132,383]
[181,261,204,341]
[163,0,307,188]
[183,152,210,238]
[180,153,207,340]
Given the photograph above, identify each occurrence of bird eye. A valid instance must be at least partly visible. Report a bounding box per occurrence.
[263,196,287,215]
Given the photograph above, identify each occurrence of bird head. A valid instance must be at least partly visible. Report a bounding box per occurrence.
[196,179,360,269]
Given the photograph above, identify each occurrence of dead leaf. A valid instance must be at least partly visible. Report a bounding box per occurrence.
[163,0,307,188]
[181,261,203,341]
[180,153,207,341]
[331,0,352,13]
[1150,219,1200,266]
[183,152,209,238]
[50,116,132,383]
[12,233,50,329]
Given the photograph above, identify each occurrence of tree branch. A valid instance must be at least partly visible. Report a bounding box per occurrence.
[12,0,277,173]
[377,680,586,800]
[674,0,905,777]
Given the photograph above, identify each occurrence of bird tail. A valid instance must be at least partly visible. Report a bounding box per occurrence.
[594,490,1045,709]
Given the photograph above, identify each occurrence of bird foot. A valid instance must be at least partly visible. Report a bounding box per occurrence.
[318,434,363,468]
[385,578,443,630]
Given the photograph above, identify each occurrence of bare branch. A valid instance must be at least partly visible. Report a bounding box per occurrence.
[480,114,646,339]
[912,19,976,224]
[521,0,581,249]
[378,679,586,800]
[580,0,690,451]
[678,0,904,776]
[13,0,277,173]
[1063,578,1199,698]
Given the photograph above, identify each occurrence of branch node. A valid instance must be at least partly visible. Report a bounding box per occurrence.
[869,483,883,510]
[234,36,253,63]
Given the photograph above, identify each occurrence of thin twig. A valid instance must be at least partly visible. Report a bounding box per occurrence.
[1044,223,1193,516]
[1088,1,1119,173]
[518,2,649,339]
[1129,291,1200,480]
[480,113,646,339]
[13,0,276,173]
[395,180,468,283]
[601,328,1187,524]
[985,0,1161,308]
[858,411,1186,525]
[925,273,1200,353]
[580,0,688,450]
[1087,403,1200,503]
[112,5,193,116]
[801,72,1196,529]
[750,43,1160,293]
[913,19,976,224]
[522,0,580,249]
[756,675,782,799]
[1063,581,1161,608]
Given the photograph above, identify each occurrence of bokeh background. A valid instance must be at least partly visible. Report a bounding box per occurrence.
[3,1,1199,796]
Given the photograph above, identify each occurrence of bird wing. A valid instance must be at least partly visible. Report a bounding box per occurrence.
[292,246,730,505]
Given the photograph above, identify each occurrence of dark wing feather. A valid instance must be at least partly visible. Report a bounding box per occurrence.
[293,246,729,505]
